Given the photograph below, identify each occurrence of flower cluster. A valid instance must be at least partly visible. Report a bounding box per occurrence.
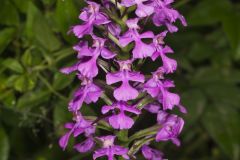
[59,0,187,159]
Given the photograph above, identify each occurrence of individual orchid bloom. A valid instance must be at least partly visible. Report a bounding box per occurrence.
[102,102,141,129]
[144,68,186,113]
[156,111,184,146]
[121,0,154,17]
[151,0,187,32]
[72,1,110,38]
[77,35,116,78]
[141,145,164,160]
[61,36,116,78]
[68,82,102,112]
[59,112,96,151]
[152,31,177,73]
[67,76,102,112]
[93,135,129,160]
[119,18,155,59]
[106,60,145,101]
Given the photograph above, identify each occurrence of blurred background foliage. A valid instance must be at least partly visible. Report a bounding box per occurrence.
[0,0,240,160]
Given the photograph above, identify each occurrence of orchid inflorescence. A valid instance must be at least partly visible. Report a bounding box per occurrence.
[59,0,187,159]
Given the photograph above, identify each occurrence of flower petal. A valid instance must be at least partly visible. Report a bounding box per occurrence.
[114,81,139,101]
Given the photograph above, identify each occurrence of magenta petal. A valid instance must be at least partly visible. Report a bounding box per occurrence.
[140,31,154,39]
[172,138,181,146]
[144,104,161,114]
[101,105,114,114]
[73,128,85,137]
[64,123,75,129]
[72,22,93,38]
[142,145,163,160]
[59,131,72,150]
[136,3,154,17]
[84,84,102,104]
[114,81,138,101]
[74,137,95,153]
[101,48,116,59]
[109,113,134,129]
[119,34,134,47]
[60,63,79,74]
[112,146,129,158]
[162,91,180,110]
[128,71,145,83]
[144,79,161,97]
[93,148,108,160]
[79,10,89,21]
[133,41,155,59]
[106,72,122,85]
[121,0,136,7]
[161,53,177,73]
[78,57,98,78]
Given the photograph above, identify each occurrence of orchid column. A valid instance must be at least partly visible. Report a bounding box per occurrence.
[59,0,187,159]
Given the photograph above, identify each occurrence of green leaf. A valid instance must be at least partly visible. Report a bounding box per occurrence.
[53,101,71,134]
[17,90,50,108]
[53,72,75,90]
[0,90,16,107]
[0,127,10,160]
[0,28,16,54]
[11,0,29,13]
[202,105,240,160]
[181,89,206,127]
[14,75,36,92]
[204,84,240,109]
[2,58,24,73]
[21,49,33,66]
[188,41,216,62]
[55,0,78,42]
[221,12,240,60]
[26,1,61,52]
[0,0,19,26]
[187,0,231,26]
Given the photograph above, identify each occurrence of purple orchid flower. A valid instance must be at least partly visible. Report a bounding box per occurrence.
[141,145,164,160]
[119,18,155,59]
[102,102,141,129]
[106,60,145,101]
[156,111,184,146]
[72,1,110,38]
[144,68,187,113]
[67,76,102,112]
[61,36,116,78]
[93,135,129,160]
[59,112,96,152]
[152,31,177,73]
[121,0,154,17]
[151,0,187,32]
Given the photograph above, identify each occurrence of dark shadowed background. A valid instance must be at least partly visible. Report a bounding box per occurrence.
[0,0,240,160]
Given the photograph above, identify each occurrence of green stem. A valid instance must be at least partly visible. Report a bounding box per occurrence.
[128,137,155,156]
[128,124,160,142]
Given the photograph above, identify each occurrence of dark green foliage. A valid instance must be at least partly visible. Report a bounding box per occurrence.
[0,0,239,160]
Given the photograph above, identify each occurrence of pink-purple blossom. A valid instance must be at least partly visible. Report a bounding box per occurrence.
[93,136,129,160]
[102,102,141,129]
[106,60,145,101]
[156,111,184,146]
[119,18,155,59]
[72,1,110,38]
[59,112,95,152]
[59,0,187,159]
